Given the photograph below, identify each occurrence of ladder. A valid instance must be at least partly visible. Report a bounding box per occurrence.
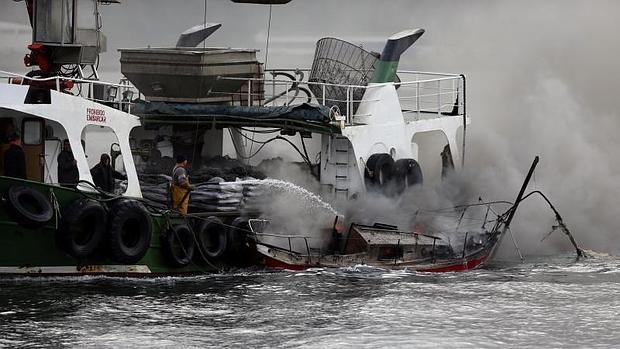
[333,136,350,200]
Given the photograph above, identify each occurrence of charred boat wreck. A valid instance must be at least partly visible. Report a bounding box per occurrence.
[251,157,586,271]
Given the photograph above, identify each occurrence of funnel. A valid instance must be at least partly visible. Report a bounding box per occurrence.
[176,23,222,48]
[371,28,425,83]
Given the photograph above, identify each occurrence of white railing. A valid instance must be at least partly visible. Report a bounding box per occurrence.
[0,70,139,113]
[216,69,465,124]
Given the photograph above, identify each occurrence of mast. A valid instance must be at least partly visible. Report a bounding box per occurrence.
[503,156,539,230]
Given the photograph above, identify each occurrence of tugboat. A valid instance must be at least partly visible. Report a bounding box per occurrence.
[0,0,472,276]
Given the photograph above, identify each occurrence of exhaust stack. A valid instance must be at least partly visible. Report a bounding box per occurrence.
[176,23,222,48]
[371,28,425,83]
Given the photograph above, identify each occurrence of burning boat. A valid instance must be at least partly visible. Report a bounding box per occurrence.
[250,158,586,271]
[253,221,500,272]
[0,0,529,277]
[250,157,584,272]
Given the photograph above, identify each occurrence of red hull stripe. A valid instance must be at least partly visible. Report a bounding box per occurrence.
[262,254,489,273]
[262,256,309,271]
[417,255,488,272]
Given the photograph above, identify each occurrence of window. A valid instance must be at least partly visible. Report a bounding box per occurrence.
[22,119,43,145]
[82,125,127,194]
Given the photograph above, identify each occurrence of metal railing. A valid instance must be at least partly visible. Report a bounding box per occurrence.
[216,69,466,125]
[0,70,139,113]
[249,219,314,256]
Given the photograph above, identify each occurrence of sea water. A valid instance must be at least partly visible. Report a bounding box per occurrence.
[0,254,619,348]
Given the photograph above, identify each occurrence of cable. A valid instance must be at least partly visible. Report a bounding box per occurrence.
[75,180,125,203]
[235,129,279,144]
[299,133,311,164]
[191,119,200,165]
[247,126,256,165]
[203,0,208,49]
[264,4,273,69]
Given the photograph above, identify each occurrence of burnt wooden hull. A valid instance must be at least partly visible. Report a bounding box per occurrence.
[257,232,501,273]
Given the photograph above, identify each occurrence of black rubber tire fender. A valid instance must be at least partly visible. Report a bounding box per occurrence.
[195,216,228,260]
[107,200,153,264]
[6,185,54,228]
[394,158,423,190]
[57,198,107,258]
[227,217,252,257]
[162,224,195,267]
[364,153,395,186]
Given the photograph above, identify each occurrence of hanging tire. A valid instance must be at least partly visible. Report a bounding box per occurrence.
[365,153,395,186]
[57,198,107,258]
[162,224,195,267]
[394,158,423,193]
[364,153,395,195]
[107,200,152,264]
[227,217,251,256]
[5,185,54,228]
[195,216,228,260]
[226,217,258,266]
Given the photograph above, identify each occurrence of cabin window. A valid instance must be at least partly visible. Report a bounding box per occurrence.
[81,125,127,194]
[22,119,43,145]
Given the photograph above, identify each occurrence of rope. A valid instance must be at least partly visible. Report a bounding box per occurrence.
[247,126,256,166]
[186,219,223,272]
[191,118,200,165]
[229,130,313,164]
[507,227,524,261]
[75,180,125,203]
[49,188,61,229]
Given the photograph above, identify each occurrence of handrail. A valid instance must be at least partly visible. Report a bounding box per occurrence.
[220,74,461,90]
[0,70,130,89]
[0,70,139,113]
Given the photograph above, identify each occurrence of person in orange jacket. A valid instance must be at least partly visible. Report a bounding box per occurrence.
[170,155,194,215]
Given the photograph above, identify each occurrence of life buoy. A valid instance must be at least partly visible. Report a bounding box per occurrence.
[57,198,107,258]
[107,200,152,264]
[162,224,195,267]
[364,153,395,193]
[195,216,228,260]
[5,185,54,228]
[394,158,423,193]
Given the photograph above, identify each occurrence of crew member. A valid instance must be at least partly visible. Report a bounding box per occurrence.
[57,139,79,187]
[171,155,193,215]
[3,132,26,179]
[90,153,127,193]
